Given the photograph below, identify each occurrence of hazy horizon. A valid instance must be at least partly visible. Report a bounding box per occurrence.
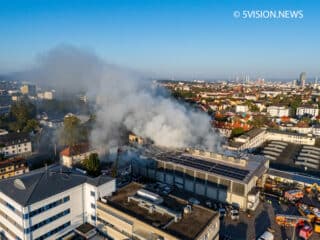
[0,0,319,79]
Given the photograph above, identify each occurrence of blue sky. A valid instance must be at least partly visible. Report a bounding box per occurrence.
[0,0,319,79]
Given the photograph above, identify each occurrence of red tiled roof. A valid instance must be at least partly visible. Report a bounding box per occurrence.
[60,143,90,157]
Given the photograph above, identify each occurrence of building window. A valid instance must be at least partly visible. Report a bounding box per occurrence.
[91,215,96,221]
[34,221,71,240]
[90,191,95,197]
[24,209,70,234]
[6,202,15,211]
[24,196,70,219]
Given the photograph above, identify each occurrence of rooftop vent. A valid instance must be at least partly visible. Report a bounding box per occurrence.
[14,179,26,190]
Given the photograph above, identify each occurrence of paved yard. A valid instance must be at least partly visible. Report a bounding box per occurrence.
[220,197,320,240]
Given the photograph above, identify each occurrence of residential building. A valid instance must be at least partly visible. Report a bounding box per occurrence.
[235,105,249,113]
[20,84,36,96]
[296,106,319,118]
[229,129,266,151]
[37,91,54,100]
[0,132,32,157]
[267,106,290,117]
[133,148,268,210]
[0,165,115,240]
[60,143,97,168]
[0,157,29,180]
[97,182,220,240]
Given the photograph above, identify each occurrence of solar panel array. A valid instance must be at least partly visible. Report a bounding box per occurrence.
[160,154,250,181]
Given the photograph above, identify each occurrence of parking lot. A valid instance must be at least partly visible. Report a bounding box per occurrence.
[220,196,320,240]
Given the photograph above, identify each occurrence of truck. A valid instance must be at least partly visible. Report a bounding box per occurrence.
[284,189,304,202]
[299,225,313,240]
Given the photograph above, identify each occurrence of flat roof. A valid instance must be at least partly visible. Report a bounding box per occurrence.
[268,129,314,137]
[160,154,249,181]
[76,222,95,234]
[102,182,217,240]
[267,168,320,185]
[239,128,265,140]
[152,150,267,183]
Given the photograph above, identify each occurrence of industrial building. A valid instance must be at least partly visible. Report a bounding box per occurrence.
[132,148,268,210]
[0,165,115,240]
[96,182,220,240]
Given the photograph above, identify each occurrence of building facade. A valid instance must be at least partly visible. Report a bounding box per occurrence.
[296,106,319,118]
[235,105,249,113]
[60,143,97,168]
[133,149,268,210]
[0,132,32,158]
[0,166,115,240]
[267,106,290,117]
[0,157,29,180]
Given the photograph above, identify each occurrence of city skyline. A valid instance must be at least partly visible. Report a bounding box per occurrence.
[0,0,319,79]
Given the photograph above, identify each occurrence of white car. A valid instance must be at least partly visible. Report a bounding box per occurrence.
[257,231,274,240]
[230,209,239,220]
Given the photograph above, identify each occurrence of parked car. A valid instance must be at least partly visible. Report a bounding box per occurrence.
[219,208,226,218]
[188,197,200,205]
[257,231,274,240]
[230,209,239,220]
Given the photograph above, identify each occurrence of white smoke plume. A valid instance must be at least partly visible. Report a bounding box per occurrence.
[23,45,222,150]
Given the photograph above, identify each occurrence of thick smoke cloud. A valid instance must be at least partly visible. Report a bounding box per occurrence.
[26,45,221,150]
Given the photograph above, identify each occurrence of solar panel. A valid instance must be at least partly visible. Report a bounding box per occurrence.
[160,154,250,181]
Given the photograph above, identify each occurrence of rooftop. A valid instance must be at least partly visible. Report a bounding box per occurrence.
[60,143,91,157]
[0,132,30,146]
[101,182,217,240]
[0,157,27,168]
[148,148,267,183]
[0,164,113,206]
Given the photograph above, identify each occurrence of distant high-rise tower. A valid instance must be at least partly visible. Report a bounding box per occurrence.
[299,72,306,88]
[292,79,297,87]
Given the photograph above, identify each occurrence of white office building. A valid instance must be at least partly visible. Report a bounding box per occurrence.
[0,165,115,240]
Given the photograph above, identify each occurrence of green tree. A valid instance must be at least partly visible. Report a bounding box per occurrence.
[250,104,260,112]
[231,127,245,137]
[250,115,268,128]
[9,100,37,132]
[60,115,81,146]
[83,153,100,175]
[23,119,39,132]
